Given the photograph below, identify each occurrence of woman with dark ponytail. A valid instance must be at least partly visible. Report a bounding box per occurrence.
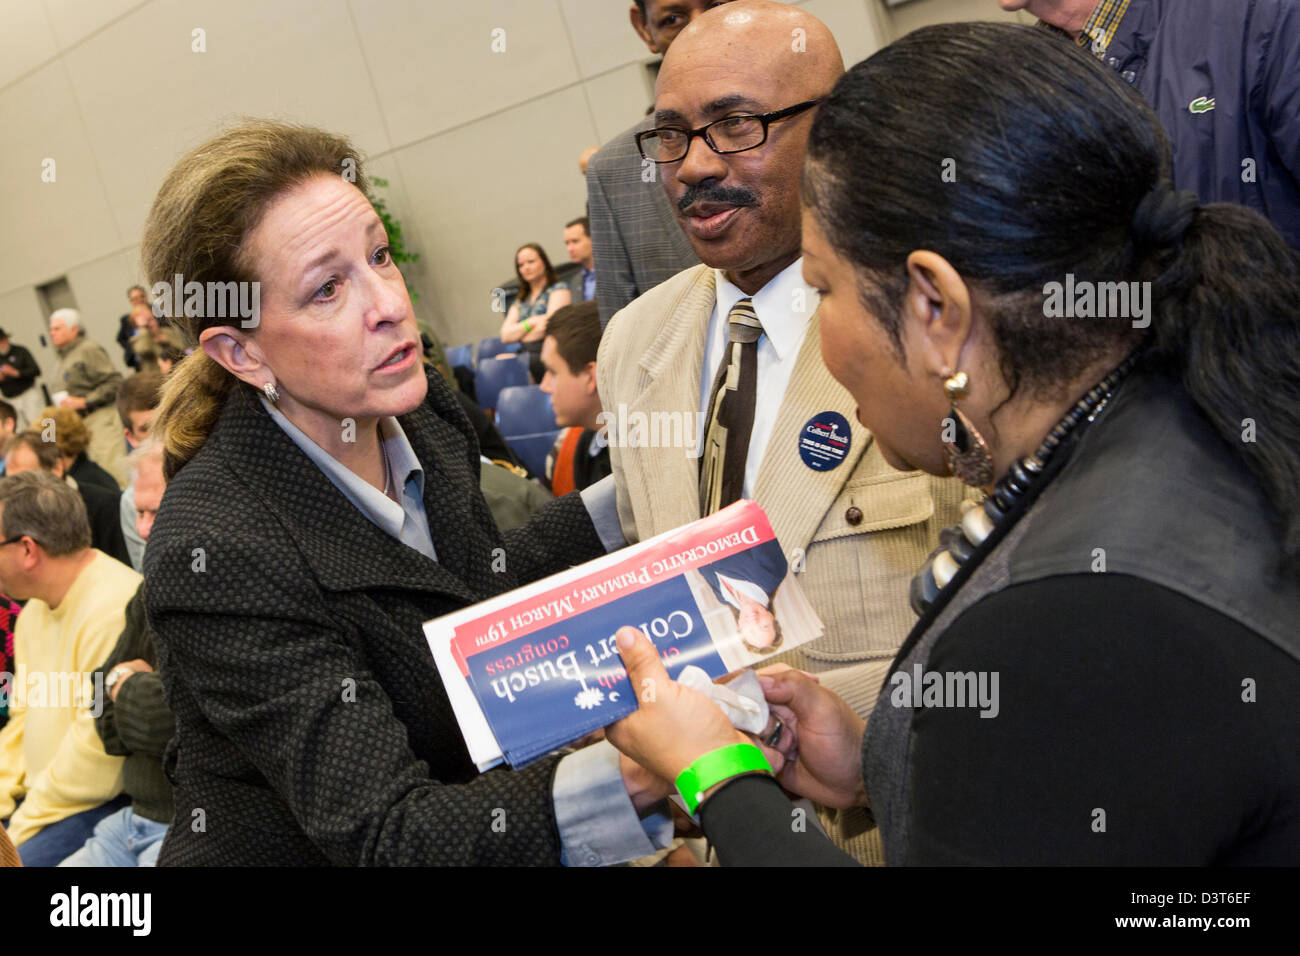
[606,22,1300,865]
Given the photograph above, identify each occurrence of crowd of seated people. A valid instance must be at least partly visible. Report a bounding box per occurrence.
[0,314,175,864]
[2,0,1297,872]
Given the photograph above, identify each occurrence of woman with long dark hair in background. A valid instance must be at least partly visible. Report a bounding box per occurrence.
[499,242,570,382]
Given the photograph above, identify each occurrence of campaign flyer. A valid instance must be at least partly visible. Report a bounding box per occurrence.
[425,500,822,769]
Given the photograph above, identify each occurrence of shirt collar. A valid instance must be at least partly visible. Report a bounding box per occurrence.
[380,415,424,496]
[1039,0,1131,59]
[259,396,424,539]
[713,257,817,361]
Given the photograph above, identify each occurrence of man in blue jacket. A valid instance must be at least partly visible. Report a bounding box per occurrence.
[1000,0,1300,246]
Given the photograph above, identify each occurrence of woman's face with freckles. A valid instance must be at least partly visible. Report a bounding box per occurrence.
[228,173,426,447]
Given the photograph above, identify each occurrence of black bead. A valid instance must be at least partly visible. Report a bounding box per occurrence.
[910,566,941,616]
[941,525,977,562]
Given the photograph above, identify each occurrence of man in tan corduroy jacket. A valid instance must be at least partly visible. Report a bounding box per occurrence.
[595,1,967,865]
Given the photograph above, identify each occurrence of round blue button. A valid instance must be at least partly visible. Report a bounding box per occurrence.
[798,411,852,471]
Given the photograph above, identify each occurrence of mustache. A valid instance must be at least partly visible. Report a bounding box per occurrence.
[678,184,759,214]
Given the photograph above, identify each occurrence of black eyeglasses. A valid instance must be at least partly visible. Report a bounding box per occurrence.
[0,536,34,548]
[636,99,825,164]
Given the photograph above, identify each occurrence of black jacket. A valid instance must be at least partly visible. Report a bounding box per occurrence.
[93,585,175,824]
[117,314,139,370]
[68,451,120,493]
[703,375,1300,865]
[144,369,607,865]
[0,343,40,398]
[76,479,129,566]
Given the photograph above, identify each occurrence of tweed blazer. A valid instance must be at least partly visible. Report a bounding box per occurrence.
[585,115,700,327]
[144,368,606,865]
[597,265,968,716]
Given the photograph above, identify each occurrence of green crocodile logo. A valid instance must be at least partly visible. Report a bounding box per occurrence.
[1189,96,1216,114]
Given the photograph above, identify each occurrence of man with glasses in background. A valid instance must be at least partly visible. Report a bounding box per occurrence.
[595,0,967,865]
[584,0,727,327]
[0,471,140,865]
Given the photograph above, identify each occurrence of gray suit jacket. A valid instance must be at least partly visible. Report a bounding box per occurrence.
[585,115,699,327]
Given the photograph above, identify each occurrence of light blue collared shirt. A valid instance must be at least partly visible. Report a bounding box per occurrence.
[555,476,674,865]
[259,397,437,562]
[553,740,675,865]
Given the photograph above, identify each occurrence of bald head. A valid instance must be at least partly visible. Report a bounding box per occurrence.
[650,0,843,294]
[658,1,843,104]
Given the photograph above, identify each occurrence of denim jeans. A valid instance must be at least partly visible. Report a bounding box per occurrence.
[58,806,169,867]
[13,795,130,867]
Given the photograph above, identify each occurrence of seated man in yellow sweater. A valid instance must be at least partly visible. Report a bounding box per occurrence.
[0,471,141,865]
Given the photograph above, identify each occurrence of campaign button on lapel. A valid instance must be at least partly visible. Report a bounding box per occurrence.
[798,411,852,471]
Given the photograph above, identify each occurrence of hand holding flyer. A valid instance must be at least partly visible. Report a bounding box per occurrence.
[424,500,823,769]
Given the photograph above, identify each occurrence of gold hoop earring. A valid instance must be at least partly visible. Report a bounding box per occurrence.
[262,381,280,405]
[941,370,993,487]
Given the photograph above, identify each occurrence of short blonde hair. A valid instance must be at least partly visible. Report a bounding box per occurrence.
[38,406,90,458]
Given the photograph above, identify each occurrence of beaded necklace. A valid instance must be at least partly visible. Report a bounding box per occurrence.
[910,352,1141,615]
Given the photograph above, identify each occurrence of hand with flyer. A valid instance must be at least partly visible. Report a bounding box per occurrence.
[424,500,823,770]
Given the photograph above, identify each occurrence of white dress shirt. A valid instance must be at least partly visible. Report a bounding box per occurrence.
[697,258,818,499]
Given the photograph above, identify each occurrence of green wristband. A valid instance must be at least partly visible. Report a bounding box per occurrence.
[675,743,772,817]
[522,320,532,334]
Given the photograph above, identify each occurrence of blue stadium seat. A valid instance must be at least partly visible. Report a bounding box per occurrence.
[495,385,561,479]
[474,354,530,410]
[478,337,522,362]
[445,344,474,369]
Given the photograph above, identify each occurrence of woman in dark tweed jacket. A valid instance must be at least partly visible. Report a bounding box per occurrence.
[139,122,636,865]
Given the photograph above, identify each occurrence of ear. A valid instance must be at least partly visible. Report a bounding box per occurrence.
[901,250,974,380]
[580,361,598,396]
[19,536,41,570]
[629,4,657,51]
[200,326,270,390]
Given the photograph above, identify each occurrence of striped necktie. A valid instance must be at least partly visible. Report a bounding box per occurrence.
[699,297,764,514]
